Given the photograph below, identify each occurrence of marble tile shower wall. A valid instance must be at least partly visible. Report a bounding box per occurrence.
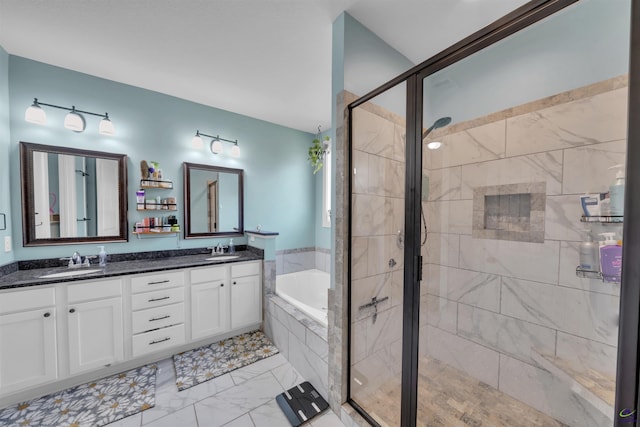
[350,103,406,416]
[418,76,627,426]
[276,248,331,275]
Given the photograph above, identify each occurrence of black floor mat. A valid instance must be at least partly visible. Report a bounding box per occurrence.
[276,381,329,426]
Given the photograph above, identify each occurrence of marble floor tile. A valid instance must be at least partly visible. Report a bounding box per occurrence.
[249,399,291,427]
[270,361,304,390]
[195,372,284,427]
[144,406,197,427]
[142,369,234,424]
[222,414,255,426]
[230,354,288,385]
[106,412,142,427]
[311,410,346,427]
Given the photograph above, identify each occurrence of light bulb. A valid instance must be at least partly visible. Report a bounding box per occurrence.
[192,134,204,149]
[210,139,223,154]
[231,144,240,158]
[99,114,115,136]
[427,141,442,150]
[25,99,47,125]
[64,108,85,132]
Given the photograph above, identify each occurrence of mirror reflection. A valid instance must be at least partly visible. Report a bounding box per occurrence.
[183,162,243,238]
[20,142,128,246]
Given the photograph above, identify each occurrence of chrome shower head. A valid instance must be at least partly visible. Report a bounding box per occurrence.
[422,116,452,139]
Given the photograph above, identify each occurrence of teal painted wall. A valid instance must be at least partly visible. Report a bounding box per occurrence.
[423,0,631,125]
[344,12,414,117]
[7,56,316,261]
[0,46,13,267]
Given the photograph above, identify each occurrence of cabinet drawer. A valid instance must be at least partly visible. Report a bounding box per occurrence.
[68,279,122,303]
[132,287,184,311]
[131,271,184,294]
[231,262,260,278]
[0,287,55,314]
[132,324,185,357]
[132,303,184,334]
[191,265,226,284]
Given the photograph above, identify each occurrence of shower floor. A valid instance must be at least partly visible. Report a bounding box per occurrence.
[355,356,568,426]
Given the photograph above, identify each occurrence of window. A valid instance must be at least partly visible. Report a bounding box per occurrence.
[322,143,331,227]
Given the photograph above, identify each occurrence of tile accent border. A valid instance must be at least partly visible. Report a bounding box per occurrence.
[427,74,628,141]
[276,247,331,274]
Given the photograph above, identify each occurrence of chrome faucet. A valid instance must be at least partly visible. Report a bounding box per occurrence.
[60,251,92,268]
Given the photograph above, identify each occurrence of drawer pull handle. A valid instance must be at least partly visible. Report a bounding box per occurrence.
[150,337,170,345]
[220,284,224,287]
[149,315,171,322]
[148,280,170,285]
[43,312,51,318]
[233,281,237,285]
[69,308,76,314]
[148,296,170,302]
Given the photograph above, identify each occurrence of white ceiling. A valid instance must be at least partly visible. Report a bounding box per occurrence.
[0,0,530,134]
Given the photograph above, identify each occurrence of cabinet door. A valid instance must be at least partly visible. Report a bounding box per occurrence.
[231,275,261,329]
[0,309,57,393]
[68,297,123,375]
[191,281,229,340]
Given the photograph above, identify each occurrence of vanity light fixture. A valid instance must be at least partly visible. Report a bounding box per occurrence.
[24,98,116,136]
[25,99,47,124]
[192,130,241,157]
[64,107,85,132]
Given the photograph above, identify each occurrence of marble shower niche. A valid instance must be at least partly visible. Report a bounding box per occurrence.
[472,182,546,243]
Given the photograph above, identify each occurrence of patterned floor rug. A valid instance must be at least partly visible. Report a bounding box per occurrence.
[0,364,157,427]
[174,330,279,391]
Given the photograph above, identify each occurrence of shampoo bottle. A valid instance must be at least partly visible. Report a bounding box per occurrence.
[609,165,625,216]
[599,233,622,282]
[98,246,107,267]
[579,230,598,272]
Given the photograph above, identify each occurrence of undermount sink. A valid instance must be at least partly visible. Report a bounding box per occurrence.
[39,269,103,279]
[205,255,240,261]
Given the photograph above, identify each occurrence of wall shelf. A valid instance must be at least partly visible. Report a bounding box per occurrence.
[575,267,621,284]
[136,202,177,211]
[140,179,173,189]
[580,215,623,224]
[132,229,181,240]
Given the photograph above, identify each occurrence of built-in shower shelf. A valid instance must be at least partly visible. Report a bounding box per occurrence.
[575,267,620,284]
[532,350,614,420]
[580,215,623,223]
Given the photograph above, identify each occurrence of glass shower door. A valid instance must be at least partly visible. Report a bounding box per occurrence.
[417,1,628,425]
[349,82,406,427]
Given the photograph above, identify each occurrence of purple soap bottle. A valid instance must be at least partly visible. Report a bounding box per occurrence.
[599,233,622,282]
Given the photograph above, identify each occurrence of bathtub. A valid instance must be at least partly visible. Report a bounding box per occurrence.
[276,269,329,326]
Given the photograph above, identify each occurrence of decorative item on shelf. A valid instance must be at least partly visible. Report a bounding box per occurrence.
[24,98,115,135]
[191,130,241,157]
[133,216,180,234]
[308,125,330,174]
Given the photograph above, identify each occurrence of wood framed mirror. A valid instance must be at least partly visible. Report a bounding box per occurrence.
[20,142,128,246]
[183,162,244,238]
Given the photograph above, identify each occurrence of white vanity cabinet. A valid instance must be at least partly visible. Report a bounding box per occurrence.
[230,262,261,329]
[130,271,186,357]
[0,287,57,395]
[190,265,229,339]
[67,279,124,375]
[0,258,262,406]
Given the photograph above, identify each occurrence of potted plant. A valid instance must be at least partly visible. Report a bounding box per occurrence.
[308,128,330,174]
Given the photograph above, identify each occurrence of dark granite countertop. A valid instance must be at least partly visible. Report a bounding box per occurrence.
[0,250,262,290]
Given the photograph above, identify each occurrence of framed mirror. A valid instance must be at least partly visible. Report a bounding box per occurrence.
[20,142,128,246]
[183,162,244,238]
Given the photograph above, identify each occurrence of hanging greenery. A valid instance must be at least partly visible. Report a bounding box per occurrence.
[308,126,330,174]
